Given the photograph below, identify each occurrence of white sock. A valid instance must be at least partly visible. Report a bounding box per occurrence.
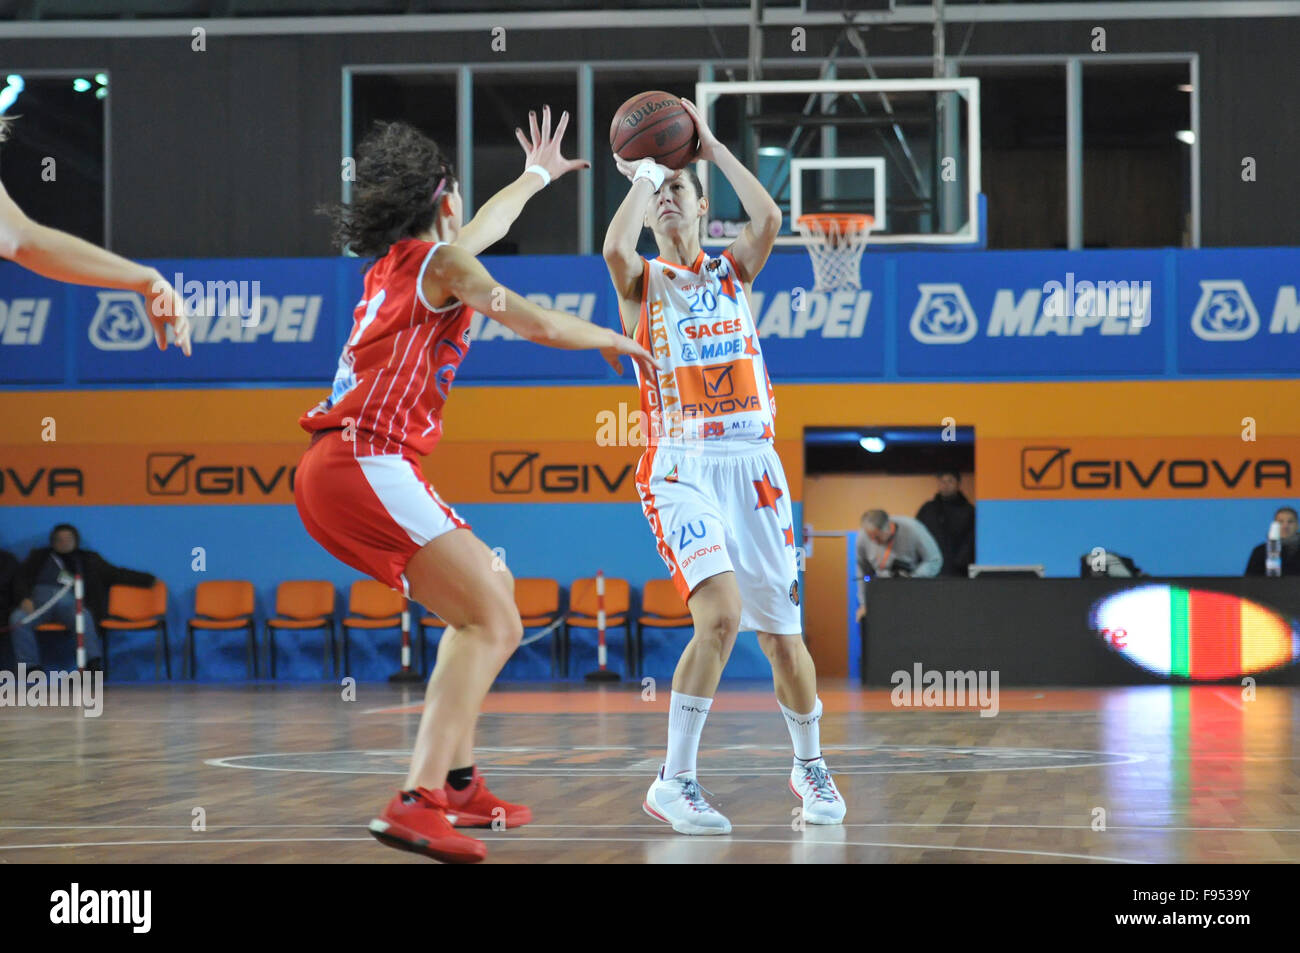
[779,696,823,762]
[664,691,712,778]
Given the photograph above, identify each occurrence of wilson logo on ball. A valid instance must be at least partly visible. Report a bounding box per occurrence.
[610,90,699,169]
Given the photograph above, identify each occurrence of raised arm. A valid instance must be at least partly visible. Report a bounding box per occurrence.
[602,156,674,335]
[424,242,659,377]
[455,105,590,256]
[679,98,782,284]
[0,180,191,354]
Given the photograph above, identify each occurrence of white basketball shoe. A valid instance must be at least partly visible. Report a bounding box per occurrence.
[790,758,846,825]
[643,767,732,835]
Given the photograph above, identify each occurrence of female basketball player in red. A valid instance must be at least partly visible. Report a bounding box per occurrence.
[603,98,846,834]
[298,108,658,863]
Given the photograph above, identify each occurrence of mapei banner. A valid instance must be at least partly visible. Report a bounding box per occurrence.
[2,246,1299,385]
[1176,247,1300,373]
[895,250,1165,377]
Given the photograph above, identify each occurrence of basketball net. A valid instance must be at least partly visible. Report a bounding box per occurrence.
[795,213,874,292]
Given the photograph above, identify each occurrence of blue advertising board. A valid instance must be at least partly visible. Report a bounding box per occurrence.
[0,263,66,383]
[3,246,1299,387]
[895,250,1166,378]
[1175,247,1300,375]
[73,258,347,383]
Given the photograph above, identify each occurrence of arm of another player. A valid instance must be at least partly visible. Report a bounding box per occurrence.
[0,181,191,354]
[455,105,590,257]
[425,242,660,378]
[678,97,782,284]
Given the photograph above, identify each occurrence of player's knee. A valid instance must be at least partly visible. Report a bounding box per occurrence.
[694,610,740,653]
[759,632,801,670]
[503,612,524,651]
[482,604,523,657]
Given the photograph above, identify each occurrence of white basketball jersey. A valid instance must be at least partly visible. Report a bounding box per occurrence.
[631,249,776,446]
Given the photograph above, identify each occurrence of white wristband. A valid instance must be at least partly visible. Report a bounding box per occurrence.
[525,164,551,187]
[632,159,665,191]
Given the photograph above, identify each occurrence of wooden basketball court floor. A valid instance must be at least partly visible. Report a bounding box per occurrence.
[2,680,1297,864]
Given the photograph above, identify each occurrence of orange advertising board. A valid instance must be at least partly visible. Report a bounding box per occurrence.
[980,436,1299,500]
[0,438,803,506]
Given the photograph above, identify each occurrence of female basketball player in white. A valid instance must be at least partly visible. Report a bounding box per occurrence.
[298,108,658,863]
[603,99,846,834]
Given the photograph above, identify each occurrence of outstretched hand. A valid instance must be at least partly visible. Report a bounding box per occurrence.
[515,105,590,182]
[145,275,192,356]
[601,332,661,378]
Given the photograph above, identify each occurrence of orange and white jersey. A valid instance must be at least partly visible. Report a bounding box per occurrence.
[629,249,776,449]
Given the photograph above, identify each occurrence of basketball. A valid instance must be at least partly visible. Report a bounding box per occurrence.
[609,90,698,169]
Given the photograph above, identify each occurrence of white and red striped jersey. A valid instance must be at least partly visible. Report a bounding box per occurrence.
[301,239,474,457]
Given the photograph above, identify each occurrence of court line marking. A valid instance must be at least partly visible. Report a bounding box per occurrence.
[3,822,1299,833]
[0,835,1144,863]
[204,745,1147,777]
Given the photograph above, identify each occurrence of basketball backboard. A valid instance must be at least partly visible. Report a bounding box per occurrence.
[694,78,981,248]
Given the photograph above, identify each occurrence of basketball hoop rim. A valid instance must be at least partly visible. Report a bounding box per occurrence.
[795,213,875,235]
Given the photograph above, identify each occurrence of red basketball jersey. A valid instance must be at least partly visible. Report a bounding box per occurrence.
[301,239,474,457]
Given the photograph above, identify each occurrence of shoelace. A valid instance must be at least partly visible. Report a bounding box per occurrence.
[801,764,839,803]
[676,777,718,815]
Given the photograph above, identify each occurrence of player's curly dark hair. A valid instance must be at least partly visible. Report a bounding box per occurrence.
[323,121,457,258]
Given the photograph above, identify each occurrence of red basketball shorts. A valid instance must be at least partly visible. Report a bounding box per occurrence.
[294,429,469,595]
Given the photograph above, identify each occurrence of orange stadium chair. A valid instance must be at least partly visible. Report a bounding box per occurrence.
[186,581,257,679]
[635,579,693,679]
[514,578,564,676]
[33,618,76,666]
[100,580,170,680]
[565,577,631,677]
[342,580,406,677]
[266,581,337,679]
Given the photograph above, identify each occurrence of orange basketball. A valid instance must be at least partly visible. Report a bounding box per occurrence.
[609,90,698,170]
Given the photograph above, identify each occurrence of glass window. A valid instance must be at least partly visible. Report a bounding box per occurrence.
[1082,62,1191,248]
[0,72,107,246]
[473,71,578,255]
[964,64,1068,249]
[348,69,459,194]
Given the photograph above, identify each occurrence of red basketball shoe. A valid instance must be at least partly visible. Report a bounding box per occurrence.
[445,767,534,828]
[369,787,488,863]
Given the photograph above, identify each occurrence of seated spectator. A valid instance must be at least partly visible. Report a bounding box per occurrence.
[1245,506,1300,576]
[856,510,943,620]
[7,524,156,672]
[916,470,975,578]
